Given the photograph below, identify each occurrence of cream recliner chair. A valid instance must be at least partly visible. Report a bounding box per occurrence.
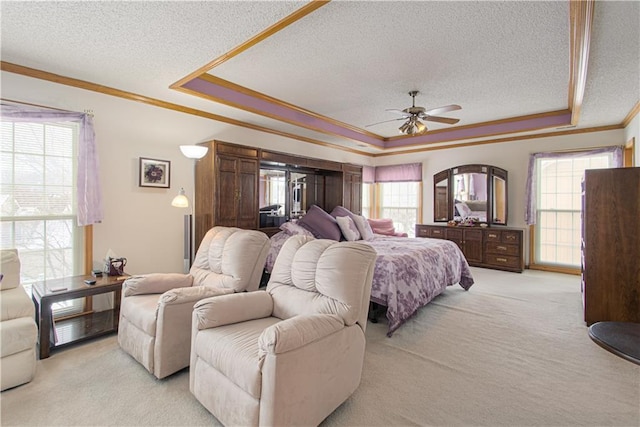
[190,235,377,427]
[1,249,37,391]
[118,226,270,379]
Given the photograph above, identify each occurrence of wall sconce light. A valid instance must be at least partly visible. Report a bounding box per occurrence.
[179,145,208,159]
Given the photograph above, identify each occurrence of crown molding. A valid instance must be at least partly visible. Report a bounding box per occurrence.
[170,0,331,89]
[568,0,595,125]
[1,61,627,161]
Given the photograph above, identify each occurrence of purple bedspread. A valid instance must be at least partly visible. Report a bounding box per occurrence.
[266,231,474,336]
[360,236,474,336]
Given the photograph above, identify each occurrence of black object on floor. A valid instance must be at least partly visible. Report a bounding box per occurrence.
[588,321,640,366]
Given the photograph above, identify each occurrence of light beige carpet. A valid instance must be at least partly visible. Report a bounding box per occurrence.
[2,267,638,426]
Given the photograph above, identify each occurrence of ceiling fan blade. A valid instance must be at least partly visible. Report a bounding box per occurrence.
[422,115,460,125]
[423,104,462,116]
[385,108,411,117]
[365,117,406,127]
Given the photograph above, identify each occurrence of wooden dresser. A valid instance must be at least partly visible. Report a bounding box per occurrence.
[582,167,640,325]
[416,224,524,272]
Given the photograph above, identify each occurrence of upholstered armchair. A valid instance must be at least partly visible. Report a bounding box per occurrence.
[118,226,270,379]
[1,249,37,391]
[189,235,377,426]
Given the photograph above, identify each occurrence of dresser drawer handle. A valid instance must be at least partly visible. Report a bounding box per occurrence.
[506,235,515,240]
[488,233,498,238]
[433,230,442,235]
[496,257,508,262]
[497,245,507,251]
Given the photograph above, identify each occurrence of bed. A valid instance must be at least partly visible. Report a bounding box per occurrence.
[265,229,474,336]
[454,200,487,222]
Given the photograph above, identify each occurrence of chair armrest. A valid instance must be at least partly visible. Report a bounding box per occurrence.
[258,314,344,356]
[193,291,273,330]
[122,273,193,297]
[159,286,234,306]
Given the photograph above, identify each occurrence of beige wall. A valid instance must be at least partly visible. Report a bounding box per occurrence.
[624,112,639,166]
[2,71,636,273]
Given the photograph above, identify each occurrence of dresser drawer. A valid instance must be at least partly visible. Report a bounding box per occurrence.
[485,242,520,256]
[430,227,446,238]
[485,254,521,269]
[502,231,521,244]
[485,229,521,244]
[416,226,431,238]
[485,230,502,241]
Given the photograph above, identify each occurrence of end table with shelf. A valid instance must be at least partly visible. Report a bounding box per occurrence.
[31,274,127,359]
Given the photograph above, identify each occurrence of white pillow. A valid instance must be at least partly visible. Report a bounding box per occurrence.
[352,215,374,241]
[455,202,473,218]
[336,216,361,241]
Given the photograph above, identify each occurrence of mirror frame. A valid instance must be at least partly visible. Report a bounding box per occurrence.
[433,164,508,226]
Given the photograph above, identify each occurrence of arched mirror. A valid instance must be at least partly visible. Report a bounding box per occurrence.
[433,164,508,226]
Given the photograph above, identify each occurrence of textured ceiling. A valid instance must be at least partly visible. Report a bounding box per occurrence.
[1,1,638,154]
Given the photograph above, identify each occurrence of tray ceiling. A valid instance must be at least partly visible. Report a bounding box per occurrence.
[1,1,638,155]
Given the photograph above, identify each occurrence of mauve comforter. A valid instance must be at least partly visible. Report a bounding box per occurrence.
[266,232,474,336]
[360,236,474,336]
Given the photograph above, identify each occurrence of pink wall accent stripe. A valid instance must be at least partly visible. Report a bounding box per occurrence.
[384,112,573,148]
[183,77,384,147]
[183,77,573,149]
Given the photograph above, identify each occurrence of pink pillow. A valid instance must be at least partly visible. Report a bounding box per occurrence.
[367,218,396,236]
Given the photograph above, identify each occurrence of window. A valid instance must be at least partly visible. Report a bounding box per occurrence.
[378,182,421,237]
[361,164,422,237]
[361,183,372,219]
[532,151,617,269]
[1,120,85,316]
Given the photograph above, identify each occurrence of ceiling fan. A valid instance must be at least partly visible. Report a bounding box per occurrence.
[366,91,461,135]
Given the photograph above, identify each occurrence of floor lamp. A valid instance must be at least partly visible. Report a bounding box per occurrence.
[171,188,191,273]
[174,144,209,273]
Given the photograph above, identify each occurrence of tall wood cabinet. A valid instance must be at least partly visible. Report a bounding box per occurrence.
[582,167,640,325]
[194,141,259,246]
[342,164,363,215]
[194,140,364,247]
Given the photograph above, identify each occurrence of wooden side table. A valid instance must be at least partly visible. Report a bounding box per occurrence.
[31,274,127,359]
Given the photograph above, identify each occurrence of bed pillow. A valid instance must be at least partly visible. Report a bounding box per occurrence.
[297,205,342,241]
[279,221,314,237]
[368,218,396,236]
[455,202,473,218]
[335,216,361,241]
[330,205,356,221]
[352,215,375,241]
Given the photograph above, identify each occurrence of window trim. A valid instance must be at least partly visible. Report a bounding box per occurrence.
[527,147,619,275]
[365,181,422,237]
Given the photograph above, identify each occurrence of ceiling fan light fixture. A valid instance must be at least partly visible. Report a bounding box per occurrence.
[369,91,461,136]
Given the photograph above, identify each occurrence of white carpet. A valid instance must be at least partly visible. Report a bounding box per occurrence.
[2,267,639,426]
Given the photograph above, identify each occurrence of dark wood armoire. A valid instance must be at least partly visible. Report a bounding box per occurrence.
[582,167,640,325]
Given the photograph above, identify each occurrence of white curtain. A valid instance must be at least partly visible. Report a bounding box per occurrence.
[1,102,103,226]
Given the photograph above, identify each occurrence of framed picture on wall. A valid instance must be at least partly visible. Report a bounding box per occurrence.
[139,157,171,188]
